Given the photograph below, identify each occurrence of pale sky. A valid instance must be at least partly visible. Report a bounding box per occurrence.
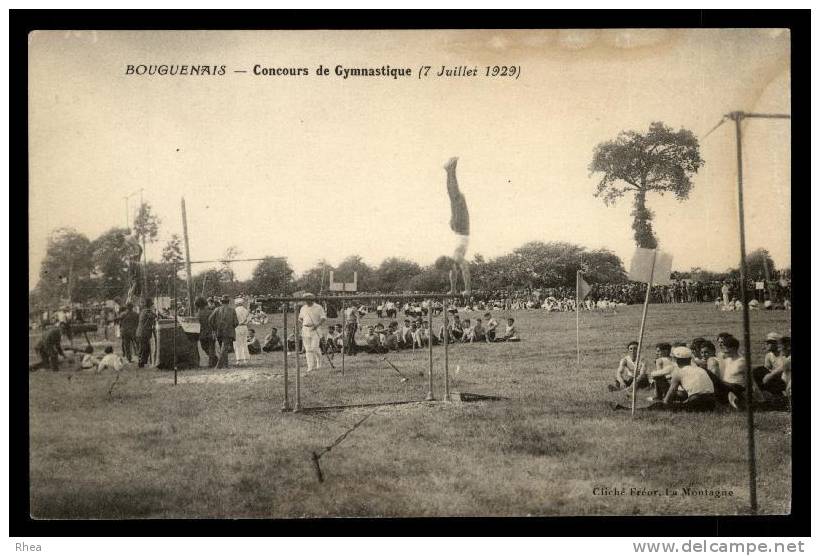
[28,29,791,289]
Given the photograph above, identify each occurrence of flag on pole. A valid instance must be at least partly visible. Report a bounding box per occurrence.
[577,271,591,301]
[628,248,674,286]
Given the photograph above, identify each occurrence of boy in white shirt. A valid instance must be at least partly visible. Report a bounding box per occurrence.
[98,346,124,372]
[500,318,520,342]
[484,313,499,342]
[659,346,716,411]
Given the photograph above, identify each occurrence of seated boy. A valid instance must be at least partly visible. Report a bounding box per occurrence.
[499,318,520,342]
[755,336,790,398]
[384,322,400,351]
[649,342,675,400]
[449,315,464,341]
[658,346,716,411]
[484,313,498,342]
[98,345,125,372]
[471,318,486,343]
[247,328,262,355]
[609,341,648,391]
[461,318,474,343]
[365,326,385,353]
[263,328,283,352]
[717,336,749,409]
[81,345,100,370]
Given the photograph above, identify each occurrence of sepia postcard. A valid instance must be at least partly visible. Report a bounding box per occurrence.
[26,26,794,522]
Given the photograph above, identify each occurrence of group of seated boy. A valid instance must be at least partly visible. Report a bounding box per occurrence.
[609,331,791,412]
[254,313,521,357]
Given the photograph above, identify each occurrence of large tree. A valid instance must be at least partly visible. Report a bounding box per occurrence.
[589,121,704,248]
[250,257,294,295]
[90,227,130,301]
[133,202,161,245]
[335,255,375,292]
[37,227,94,305]
[161,234,184,264]
[374,257,423,292]
[295,260,333,294]
[580,248,627,284]
[738,248,777,280]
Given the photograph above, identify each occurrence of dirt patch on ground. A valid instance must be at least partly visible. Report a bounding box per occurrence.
[154,368,282,385]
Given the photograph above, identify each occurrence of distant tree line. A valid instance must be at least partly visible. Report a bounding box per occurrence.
[29,218,785,313]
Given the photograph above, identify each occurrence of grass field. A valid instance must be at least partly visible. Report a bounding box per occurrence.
[28,303,792,518]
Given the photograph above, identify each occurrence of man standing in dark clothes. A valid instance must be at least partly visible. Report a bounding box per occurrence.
[117,302,139,362]
[31,324,64,372]
[195,296,217,367]
[208,295,238,369]
[136,297,156,368]
[444,156,471,295]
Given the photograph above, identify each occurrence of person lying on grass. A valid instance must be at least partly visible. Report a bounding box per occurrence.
[97,345,124,373]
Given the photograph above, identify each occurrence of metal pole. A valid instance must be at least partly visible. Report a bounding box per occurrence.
[180,198,195,316]
[576,271,581,366]
[172,265,178,386]
[294,302,301,412]
[426,299,434,401]
[631,250,656,417]
[733,112,758,514]
[341,301,346,376]
[282,304,290,411]
[443,297,450,401]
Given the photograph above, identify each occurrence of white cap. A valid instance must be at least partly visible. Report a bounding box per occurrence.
[766,332,781,342]
[671,346,693,359]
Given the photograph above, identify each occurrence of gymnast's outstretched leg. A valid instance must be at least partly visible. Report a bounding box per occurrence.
[444,157,471,296]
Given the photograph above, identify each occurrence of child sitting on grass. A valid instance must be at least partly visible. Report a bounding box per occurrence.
[609,341,648,392]
[498,318,520,342]
[97,345,124,372]
[80,345,99,370]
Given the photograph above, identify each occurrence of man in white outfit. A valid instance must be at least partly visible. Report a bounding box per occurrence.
[233,298,251,365]
[298,293,327,372]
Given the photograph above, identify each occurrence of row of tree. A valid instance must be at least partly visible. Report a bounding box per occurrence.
[29,218,784,311]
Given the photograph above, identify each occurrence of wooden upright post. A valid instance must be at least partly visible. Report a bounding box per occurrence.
[181,198,195,315]
[732,112,758,515]
[294,303,301,412]
[631,250,656,417]
[426,300,434,401]
[282,305,290,411]
[443,298,450,401]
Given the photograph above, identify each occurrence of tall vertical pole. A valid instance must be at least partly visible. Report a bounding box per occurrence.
[631,250,656,417]
[180,198,195,316]
[294,302,301,412]
[282,305,290,411]
[426,299,434,401]
[443,297,450,401]
[124,197,129,229]
[733,112,758,515]
[341,301,346,376]
[172,265,178,386]
[576,271,581,366]
[139,189,148,299]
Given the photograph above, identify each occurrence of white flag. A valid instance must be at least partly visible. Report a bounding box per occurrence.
[628,248,673,286]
